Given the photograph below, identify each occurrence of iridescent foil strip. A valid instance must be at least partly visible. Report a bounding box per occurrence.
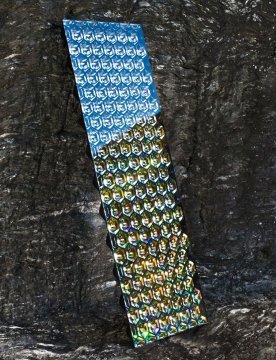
[63,20,207,347]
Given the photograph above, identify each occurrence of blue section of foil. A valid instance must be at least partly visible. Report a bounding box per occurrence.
[63,20,160,150]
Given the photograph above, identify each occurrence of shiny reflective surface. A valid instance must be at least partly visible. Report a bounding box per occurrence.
[63,20,160,153]
[64,20,207,347]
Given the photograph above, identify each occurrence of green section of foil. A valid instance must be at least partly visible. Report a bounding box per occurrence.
[95,115,207,347]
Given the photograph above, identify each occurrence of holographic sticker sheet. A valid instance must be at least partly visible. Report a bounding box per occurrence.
[63,20,207,347]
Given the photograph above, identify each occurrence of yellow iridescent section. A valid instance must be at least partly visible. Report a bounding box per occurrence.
[93,115,207,347]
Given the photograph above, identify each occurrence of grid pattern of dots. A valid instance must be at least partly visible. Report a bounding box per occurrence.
[63,20,160,151]
[64,20,207,347]
[95,115,207,346]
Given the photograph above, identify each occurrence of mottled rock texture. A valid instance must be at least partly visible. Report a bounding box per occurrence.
[1,0,275,359]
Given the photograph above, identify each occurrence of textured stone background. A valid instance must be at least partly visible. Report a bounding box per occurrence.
[1,0,275,359]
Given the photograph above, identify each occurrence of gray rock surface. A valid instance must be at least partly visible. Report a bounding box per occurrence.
[1,0,275,359]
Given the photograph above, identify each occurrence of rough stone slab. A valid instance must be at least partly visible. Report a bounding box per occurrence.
[1,0,275,358]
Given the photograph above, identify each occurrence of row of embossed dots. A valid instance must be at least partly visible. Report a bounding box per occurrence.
[130,306,206,346]
[68,27,141,45]
[87,120,163,148]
